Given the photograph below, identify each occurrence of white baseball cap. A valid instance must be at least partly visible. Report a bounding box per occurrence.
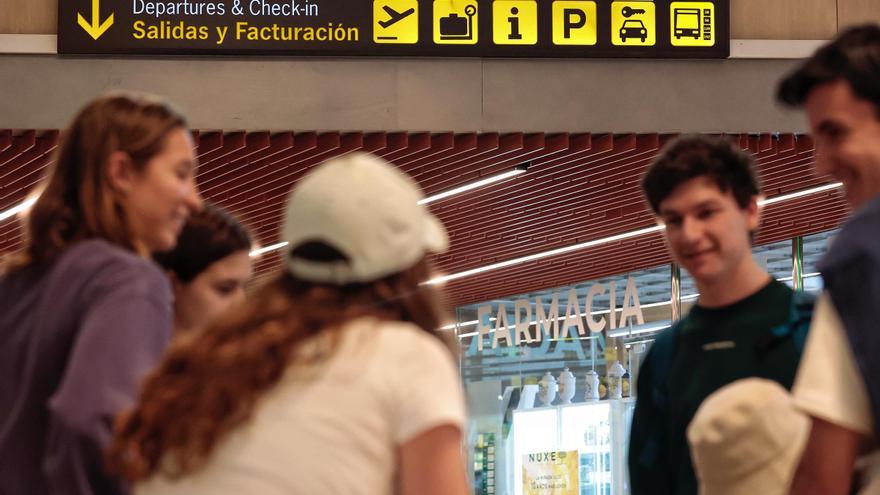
[281,152,449,284]
[687,378,810,495]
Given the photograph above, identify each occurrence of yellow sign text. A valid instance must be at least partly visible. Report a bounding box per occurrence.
[234,22,359,41]
[133,20,209,40]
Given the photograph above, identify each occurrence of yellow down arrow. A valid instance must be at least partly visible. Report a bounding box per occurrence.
[77,0,114,40]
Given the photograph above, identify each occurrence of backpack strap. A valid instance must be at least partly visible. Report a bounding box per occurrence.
[766,290,816,356]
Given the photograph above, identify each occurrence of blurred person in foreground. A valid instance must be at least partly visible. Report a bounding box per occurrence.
[0,92,202,494]
[777,24,880,495]
[108,152,470,495]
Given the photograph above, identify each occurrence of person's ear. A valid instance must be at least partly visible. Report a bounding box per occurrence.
[105,151,138,195]
[745,196,762,232]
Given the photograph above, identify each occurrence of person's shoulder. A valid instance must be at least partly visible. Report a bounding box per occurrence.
[739,279,796,318]
[768,278,796,295]
[58,239,167,292]
[645,320,682,362]
[64,239,157,271]
[823,196,880,267]
[372,319,448,347]
[843,195,880,234]
[63,238,143,264]
[672,308,702,336]
[768,279,817,320]
[356,319,454,363]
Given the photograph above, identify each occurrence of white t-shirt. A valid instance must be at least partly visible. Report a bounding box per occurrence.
[793,293,873,434]
[137,317,466,495]
[792,293,880,493]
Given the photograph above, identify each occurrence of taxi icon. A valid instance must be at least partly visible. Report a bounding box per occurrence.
[619,19,647,42]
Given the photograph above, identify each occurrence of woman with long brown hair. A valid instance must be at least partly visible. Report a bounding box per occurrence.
[109,153,469,495]
[0,92,202,495]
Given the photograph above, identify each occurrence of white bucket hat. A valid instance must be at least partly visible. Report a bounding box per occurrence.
[687,378,810,495]
[281,152,448,284]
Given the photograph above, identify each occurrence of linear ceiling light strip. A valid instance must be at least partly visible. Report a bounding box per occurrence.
[425,182,843,285]
[0,179,844,275]
[0,197,36,222]
[418,165,528,205]
[249,241,289,258]
[425,225,665,286]
[758,182,842,206]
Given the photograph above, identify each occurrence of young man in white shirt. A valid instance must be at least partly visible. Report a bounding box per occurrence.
[777,24,880,495]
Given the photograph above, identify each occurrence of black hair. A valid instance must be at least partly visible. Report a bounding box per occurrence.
[641,135,760,214]
[154,204,252,283]
[777,24,880,113]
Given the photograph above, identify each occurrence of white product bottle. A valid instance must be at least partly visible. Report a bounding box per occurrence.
[607,361,626,400]
[538,371,558,406]
[584,369,600,402]
[557,368,576,405]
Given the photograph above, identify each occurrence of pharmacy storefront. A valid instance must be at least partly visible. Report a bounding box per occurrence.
[456,229,834,495]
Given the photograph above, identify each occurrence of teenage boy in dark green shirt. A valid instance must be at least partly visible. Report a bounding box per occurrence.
[627,136,807,495]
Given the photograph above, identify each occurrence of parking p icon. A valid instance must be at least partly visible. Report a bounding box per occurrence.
[552,1,597,45]
[493,0,537,45]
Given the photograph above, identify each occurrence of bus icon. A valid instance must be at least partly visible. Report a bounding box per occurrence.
[673,8,700,39]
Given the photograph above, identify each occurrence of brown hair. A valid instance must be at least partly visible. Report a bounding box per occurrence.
[153,203,252,283]
[107,246,451,481]
[6,91,187,271]
[777,24,880,114]
[642,135,761,214]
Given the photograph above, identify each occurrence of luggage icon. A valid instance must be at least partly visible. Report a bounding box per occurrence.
[440,4,477,40]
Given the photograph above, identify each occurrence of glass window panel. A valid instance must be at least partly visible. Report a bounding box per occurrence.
[754,238,795,283]
[456,265,670,495]
[802,229,839,293]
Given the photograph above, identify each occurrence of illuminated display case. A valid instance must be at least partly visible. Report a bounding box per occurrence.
[509,400,635,495]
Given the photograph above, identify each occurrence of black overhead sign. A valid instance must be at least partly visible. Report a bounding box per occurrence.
[58,0,729,58]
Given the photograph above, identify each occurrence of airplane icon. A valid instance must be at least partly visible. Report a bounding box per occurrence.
[379,5,415,28]
[373,0,418,43]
